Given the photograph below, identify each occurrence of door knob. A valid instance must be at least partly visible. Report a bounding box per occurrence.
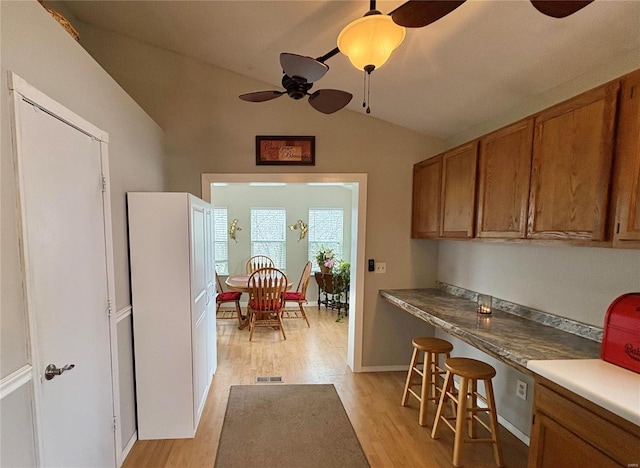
[44,363,75,380]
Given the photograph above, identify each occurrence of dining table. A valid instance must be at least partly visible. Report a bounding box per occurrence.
[224,274,294,329]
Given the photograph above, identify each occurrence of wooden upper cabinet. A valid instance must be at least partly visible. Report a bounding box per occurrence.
[412,155,442,238]
[440,141,478,238]
[476,119,534,238]
[612,70,640,247]
[527,82,620,240]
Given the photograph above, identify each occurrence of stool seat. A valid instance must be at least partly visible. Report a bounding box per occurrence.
[445,357,496,380]
[402,336,453,427]
[413,337,454,354]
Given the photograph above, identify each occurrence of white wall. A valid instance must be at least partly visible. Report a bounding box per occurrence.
[438,241,640,327]
[1,1,165,462]
[75,22,445,369]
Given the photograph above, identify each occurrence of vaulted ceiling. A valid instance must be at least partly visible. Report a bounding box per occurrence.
[61,0,640,138]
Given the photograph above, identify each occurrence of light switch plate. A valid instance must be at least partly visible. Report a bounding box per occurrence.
[375,262,386,274]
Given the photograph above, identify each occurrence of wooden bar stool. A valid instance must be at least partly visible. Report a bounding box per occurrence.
[431,357,504,467]
[401,337,453,426]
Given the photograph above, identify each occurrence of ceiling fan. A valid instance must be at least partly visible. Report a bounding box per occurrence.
[388,0,594,28]
[332,0,595,57]
[238,53,353,114]
[239,0,594,114]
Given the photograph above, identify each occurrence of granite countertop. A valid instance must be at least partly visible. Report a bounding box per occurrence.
[380,288,601,374]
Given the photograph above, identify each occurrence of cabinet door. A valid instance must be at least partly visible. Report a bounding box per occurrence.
[190,203,208,326]
[528,412,618,468]
[440,142,478,238]
[412,155,442,238]
[192,313,209,425]
[528,82,619,240]
[613,70,640,247]
[529,379,640,467]
[477,119,534,238]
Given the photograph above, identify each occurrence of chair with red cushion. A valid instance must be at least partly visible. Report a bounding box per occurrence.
[246,267,288,341]
[216,272,244,328]
[283,261,312,327]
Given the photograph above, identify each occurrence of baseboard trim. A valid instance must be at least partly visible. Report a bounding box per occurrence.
[497,414,530,446]
[360,365,408,372]
[119,430,137,466]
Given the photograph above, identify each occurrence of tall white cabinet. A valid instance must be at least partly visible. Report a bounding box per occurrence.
[127,192,217,440]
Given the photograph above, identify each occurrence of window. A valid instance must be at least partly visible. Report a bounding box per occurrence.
[308,208,344,271]
[251,208,286,270]
[213,207,228,275]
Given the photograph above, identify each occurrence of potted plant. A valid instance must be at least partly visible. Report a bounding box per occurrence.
[332,260,350,322]
[314,246,336,274]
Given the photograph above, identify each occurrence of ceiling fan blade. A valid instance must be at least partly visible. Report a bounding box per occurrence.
[530,0,593,18]
[280,53,329,83]
[308,90,353,114]
[239,91,284,103]
[391,0,466,28]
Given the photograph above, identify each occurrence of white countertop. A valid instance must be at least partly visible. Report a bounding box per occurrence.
[527,359,640,426]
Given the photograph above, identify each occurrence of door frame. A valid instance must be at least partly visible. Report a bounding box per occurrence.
[8,72,121,466]
[201,172,367,372]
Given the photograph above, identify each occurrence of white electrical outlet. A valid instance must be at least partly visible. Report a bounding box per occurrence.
[516,380,528,401]
[375,262,386,274]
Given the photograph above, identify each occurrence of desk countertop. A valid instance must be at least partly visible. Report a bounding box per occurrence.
[380,288,601,373]
[380,288,639,426]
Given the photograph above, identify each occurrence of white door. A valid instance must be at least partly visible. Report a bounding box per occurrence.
[12,85,117,466]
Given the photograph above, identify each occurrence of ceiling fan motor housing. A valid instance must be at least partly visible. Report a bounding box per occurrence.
[282,75,312,100]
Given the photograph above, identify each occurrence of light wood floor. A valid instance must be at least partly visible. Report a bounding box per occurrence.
[123,306,529,467]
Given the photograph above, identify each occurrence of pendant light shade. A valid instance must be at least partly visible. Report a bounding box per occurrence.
[337,13,406,71]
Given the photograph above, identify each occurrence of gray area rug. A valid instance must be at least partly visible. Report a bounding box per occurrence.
[214,384,370,468]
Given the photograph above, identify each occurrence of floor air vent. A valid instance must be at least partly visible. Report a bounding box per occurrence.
[256,376,283,383]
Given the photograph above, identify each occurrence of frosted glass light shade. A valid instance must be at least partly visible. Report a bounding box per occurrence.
[337,14,406,71]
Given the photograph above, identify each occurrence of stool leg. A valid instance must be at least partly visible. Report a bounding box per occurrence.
[468,379,477,439]
[419,351,432,426]
[452,376,468,468]
[445,353,456,418]
[484,378,504,467]
[431,370,453,439]
[429,353,438,401]
[402,348,419,406]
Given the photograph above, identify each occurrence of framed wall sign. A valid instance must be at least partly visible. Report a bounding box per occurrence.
[256,136,315,166]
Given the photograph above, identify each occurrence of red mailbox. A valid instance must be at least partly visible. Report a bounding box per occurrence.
[601,293,640,373]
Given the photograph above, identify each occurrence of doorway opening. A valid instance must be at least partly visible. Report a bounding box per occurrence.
[201,173,366,371]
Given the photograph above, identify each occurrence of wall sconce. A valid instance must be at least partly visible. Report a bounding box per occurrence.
[288,219,308,242]
[229,219,242,243]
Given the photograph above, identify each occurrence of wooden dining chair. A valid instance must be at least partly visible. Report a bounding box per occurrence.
[245,255,275,274]
[283,261,312,327]
[215,272,244,328]
[246,267,288,341]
